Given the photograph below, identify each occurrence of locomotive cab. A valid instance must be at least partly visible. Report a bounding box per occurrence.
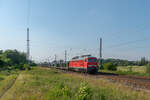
[86,57,98,73]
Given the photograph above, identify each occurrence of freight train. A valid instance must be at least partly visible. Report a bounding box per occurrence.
[69,55,98,73]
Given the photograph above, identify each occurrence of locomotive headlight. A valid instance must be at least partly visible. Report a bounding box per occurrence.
[88,65,96,67]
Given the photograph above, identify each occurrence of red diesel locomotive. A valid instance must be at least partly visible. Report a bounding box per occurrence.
[69,55,98,73]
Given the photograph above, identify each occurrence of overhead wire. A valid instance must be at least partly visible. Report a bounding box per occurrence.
[108,37,150,49]
[105,24,150,49]
[110,24,148,40]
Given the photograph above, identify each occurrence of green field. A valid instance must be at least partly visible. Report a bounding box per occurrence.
[0,67,150,100]
[100,66,150,76]
[117,66,146,73]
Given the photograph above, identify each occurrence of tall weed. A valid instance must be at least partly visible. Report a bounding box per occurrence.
[76,81,92,100]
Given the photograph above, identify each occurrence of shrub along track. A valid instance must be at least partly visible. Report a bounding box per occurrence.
[57,68,150,92]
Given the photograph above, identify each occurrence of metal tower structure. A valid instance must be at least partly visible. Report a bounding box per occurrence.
[27,27,30,65]
[100,38,102,59]
[65,50,67,67]
[99,38,103,69]
[26,0,31,66]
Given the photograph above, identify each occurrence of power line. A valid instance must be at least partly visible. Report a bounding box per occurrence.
[110,25,147,40]
[108,37,150,49]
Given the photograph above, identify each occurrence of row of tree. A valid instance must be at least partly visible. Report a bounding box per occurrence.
[40,57,149,68]
[0,49,36,70]
[100,57,149,66]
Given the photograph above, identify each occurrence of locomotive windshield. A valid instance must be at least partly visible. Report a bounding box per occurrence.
[88,58,97,62]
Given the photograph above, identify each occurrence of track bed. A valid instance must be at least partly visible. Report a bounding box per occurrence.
[95,72,150,91]
[56,67,150,92]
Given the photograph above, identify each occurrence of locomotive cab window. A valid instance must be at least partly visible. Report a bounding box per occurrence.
[88,59,97,62]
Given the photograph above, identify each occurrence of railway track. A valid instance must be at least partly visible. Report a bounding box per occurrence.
[55,67,150,92]
[95,72,150,91]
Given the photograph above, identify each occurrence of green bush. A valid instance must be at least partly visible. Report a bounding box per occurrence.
[146,63,150,73]
[103,62,117,71]
[0,76,4,81]
[99,65,104,70]
[30,63,37,66]
[46,82,71,99]
[24,64,31,70]
[62,85,71,97]
[0,59,6,67]
[76,81,92,100]
[128,66,133,72]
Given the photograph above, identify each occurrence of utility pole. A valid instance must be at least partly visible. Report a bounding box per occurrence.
[55,54,57,67]
[65,50,67,68]
[99,38,103,69]
[48,56,51,67]
[27,27,30,68]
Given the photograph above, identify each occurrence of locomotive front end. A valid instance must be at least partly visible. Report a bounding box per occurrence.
[86,57,98,73]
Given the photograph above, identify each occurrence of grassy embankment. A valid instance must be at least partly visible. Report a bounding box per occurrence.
[0,67,149,100]
[100,66,150,76]
[0,70,19,98]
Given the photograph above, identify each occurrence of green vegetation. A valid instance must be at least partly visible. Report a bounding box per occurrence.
[103,62,117,71]
[0,69,19,98]
[146,63,150,74]
[0,67,149,100]
[100,66,150,76]
[117,66,146,73]
[99,57,150,76]
[0,49,36,71]
[102,57,149,66]
[77,82,92,100]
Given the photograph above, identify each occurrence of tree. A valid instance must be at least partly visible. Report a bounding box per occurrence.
[0,59,5,68]
[140,57,148,66]
[103,62,117,71]
[0,50,3,54]
[1,49,26,66]
[146,63,150,74]
[0,49,37,70]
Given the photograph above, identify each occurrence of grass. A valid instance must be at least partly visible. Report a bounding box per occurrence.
[100,66,150,77]
[100,70,150,76]
[117,66,146,73]
[0,67,150,100]
[0,75,18,98]
[0,69,19,98]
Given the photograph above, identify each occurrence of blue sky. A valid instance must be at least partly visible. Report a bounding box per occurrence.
[0,0,150,62]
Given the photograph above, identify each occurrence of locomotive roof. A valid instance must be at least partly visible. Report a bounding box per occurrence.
[71,55,96,61]
[81,54,91,58]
